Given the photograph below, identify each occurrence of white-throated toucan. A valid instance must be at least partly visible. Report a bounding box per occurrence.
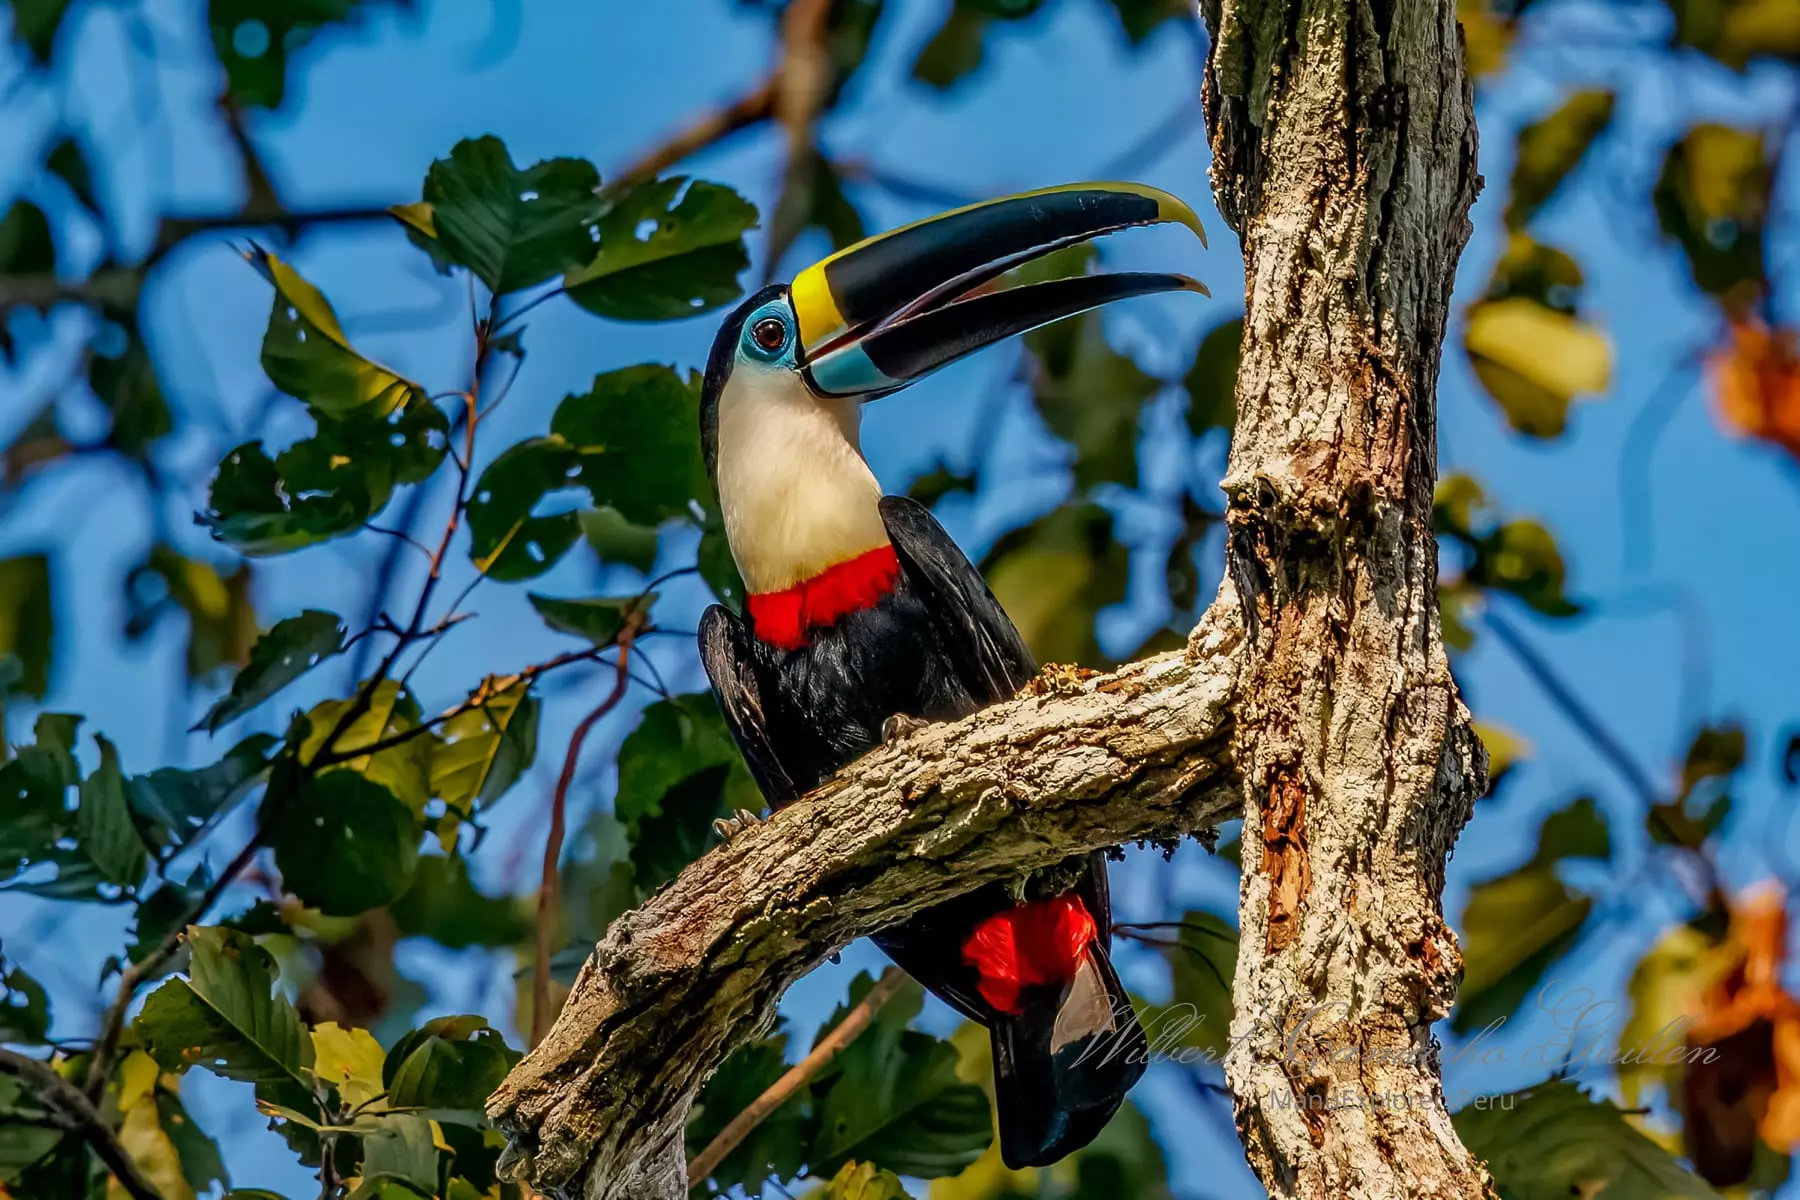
[697,182,1208,1169]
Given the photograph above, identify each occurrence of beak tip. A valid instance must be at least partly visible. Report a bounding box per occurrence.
[1155,195,1208,248]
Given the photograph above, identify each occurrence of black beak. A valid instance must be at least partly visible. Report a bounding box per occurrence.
[788,182,1209,398]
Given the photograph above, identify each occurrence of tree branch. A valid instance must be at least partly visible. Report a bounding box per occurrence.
[487,613,1243,1199]
[610,80,777,191]
[0,1049,164,1200]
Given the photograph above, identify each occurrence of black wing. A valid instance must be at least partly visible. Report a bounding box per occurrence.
[879,495,1037,705]
[699,605,801,809]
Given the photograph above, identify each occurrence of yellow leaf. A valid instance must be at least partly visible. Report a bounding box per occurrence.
[1465,297,1612,436]
[310,1021,388,1112]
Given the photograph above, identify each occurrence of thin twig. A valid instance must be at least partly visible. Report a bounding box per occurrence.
[531,619,643,1048]
[611,79,777,191]
[686,967,909,1186]
[0,1049,164,1200]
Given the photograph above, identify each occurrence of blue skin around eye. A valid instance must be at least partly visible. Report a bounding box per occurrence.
[738,300,798,367]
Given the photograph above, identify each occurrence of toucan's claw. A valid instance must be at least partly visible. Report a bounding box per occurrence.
[882,713,929,745]
[712,808,766,844]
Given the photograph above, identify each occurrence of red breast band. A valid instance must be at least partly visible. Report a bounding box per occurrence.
[746,544,901,650]
[961,894,1098,1015]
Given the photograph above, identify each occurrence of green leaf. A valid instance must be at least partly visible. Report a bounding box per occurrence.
[698,515,746,610]
[387,201,458,276]
[564,177,756,320]
[1533,795,1610,864]
[358,1112,441,1192]
[687,1028,808,1191]
[126,737,273,859]
[1452,863,1590,1034]
[1505,90,1615,230]
[135,926,314,1106]
[1454,1078,1724,1199]
[911,6,994,89]
[90,333,175,459]
[1102,0,1192,42]
[207,0,384,109]
[421,136,603,294]
[1185,315,1241,437]
[527,593,653,645]
[311,1021,388,1111]
[0,714,85,893]
[981,503,1128,668]
[128,868,211,967]
[271,771,419,916]
[123,544,255,679]
[0,1123,61,1187]
[578,506,660,573]
[250,249,426,417]
[1025,296,1161,491]
[76,736,148,889]
[767,149,866,271]
[551,365,709,524]
[428,683,539,815]
[1653,123,1771,309]
[202,401,448,555]
[0,956,50,1044]
[158,1089,230,1197]
[46,138,97,213]
[1650,725,1746,847]
[614,695,760,888]
[0,202,54,278]
[809,1161,912,1199]
[808,974,992,1178]
[10,0,72,62]
[1465,296,1611,438]
[389,854,530,949]
[466,366,707,579]
[383,1015,516,1109]
[0,555,53,698]
[1663,0,1800,71]
[1160,910,1237,1059]
[199,610,347,732]
[296,681,431,814]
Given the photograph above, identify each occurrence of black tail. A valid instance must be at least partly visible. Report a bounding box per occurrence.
[989,943,1147,1169]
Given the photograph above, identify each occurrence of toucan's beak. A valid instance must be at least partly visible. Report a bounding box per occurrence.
[791,182,1208,398]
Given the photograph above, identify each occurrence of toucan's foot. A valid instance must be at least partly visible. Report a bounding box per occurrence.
[712,808,765,844]
[881,713,929,745]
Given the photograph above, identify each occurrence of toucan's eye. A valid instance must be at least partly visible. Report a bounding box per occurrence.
[750,316,788,355]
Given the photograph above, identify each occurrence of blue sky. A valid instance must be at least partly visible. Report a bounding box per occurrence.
[3,0,1799,1196]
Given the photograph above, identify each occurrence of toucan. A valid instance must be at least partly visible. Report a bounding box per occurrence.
[696,182,1208,1169]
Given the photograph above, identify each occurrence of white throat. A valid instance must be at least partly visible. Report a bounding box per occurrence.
[715,371,890,594]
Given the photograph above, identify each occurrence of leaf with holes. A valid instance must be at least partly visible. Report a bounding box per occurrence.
[465,437,585,581]
[428,683,539,815]
[248,249,426,417]
[552,365,709,525]
[565,177,756,320]
[295,681,431,814]
[421,136,603,294]
[203,401,448,555]
[199,610,346,732]
[0,958,49,1045]
[269,770,419,917]
[135,926,315,1108]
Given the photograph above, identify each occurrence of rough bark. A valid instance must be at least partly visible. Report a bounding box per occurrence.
[489,616,1242,1199]
[491,2,1492,1195]
[1203,1,1489,1197]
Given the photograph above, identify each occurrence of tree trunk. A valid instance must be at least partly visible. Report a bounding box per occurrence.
[1203,1,1490,1197]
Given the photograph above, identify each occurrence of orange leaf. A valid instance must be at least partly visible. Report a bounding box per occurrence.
[1710,318,1800,461]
